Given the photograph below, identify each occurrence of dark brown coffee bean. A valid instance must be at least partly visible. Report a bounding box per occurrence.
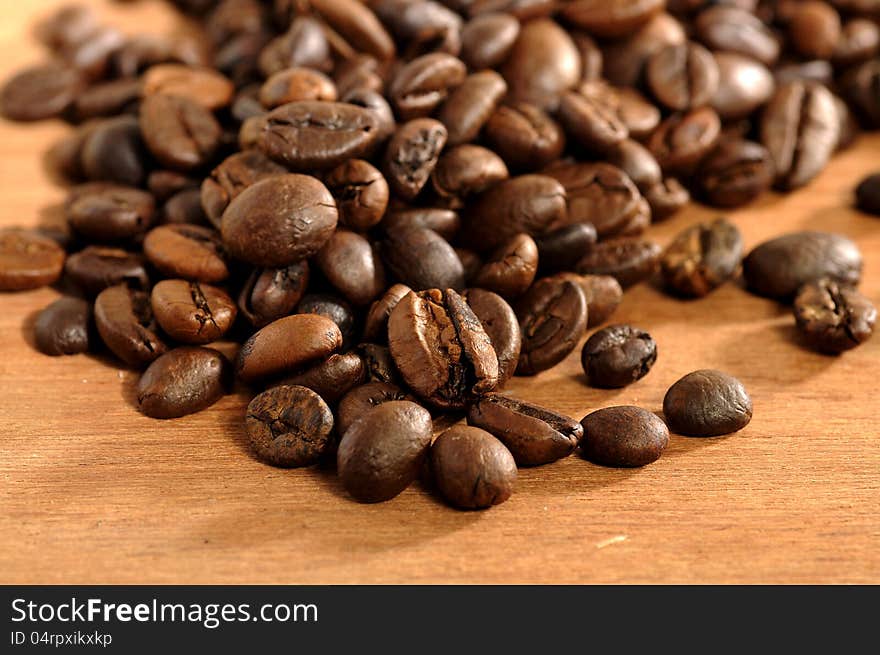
[74,77,142,120]
[94,284,168,367]
[381,208,461,241]
[467,392,582,466]
[323,159,389,231]
[581,324,657,388]
[200,150,286,230]
[460,12,520,69]
[333,55,385,98]
[661,217,743,298]
[162,188,208,226]
[315,230,386,306]
[515,276,587,375]
[432,145,509,206]
[143,225,229,283]
[646,42,719,112]
[239,262,310,328]
[602,12,686,87]
[462,288,521,387]
[562,0,665,38]
[711,52,775,121]
[340,88,396,143]
[151,279,237,344]
[0,230,66,291]
[644,177,690,220]
[833,18,880,66]
[383,119,448,201]
[835,96,861,152]
[383,227,465,291]
[236,313,342,384]
[581,82,661,140]
[372,0,462,59]
[388,288,498,409]
[259,17,331,77]
[389,53,466,120]
[743,231,862,300]
[557,90,628,152]
[221,174,337,268]
[246,384,335,467]
[580,406,669,467]
[363,284,412,343]
[534,224,597,274]
[337,400,433,503]
[142,64,234,110]
[484,102,566,170]
[572,31,603,81]
[137,346,231,418]
[575,238,661,288]
[649,107,721,173]
[431,426,516,509]
[64,246,149,297]
[80,116,147,187]
[275,352,366,404]
[578,275,623,327]
[140,94,222,172]
[34,297,92,356]
[308,0,396,61]
[605,139,662,192]
[298,294,358,350]
[472,233,538,298]
[615,197,652,237]
[148,170,199,203]
[856,173,880,216]
[793,279,876,354]
[66,184,156,243]
[694,6,780,66]
[698,140,775,208]
[356,342,402,384]
[789,1,841,59]
[663,370,752,436]
[0,63,84,122]
[259,67,336,109]
[842,59,880,128]
[436,71,507,146]
[337,381,416,436]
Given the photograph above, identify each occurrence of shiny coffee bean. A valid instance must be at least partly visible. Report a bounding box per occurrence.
[644,177,690,220]
[0,230,66,291]
[80,116,147,187]
[460,12,520,69]
[162,188,208,225]
[648,107,721,173]
[515,276,587,375]
[832,18,879,66]
[581,324,657,388]
[340,88,396,143]
[856,173,880,216]
[64,246,148,297]
[580,406,669,467]
[431,426,516,509]
[363,284,412,344]
[337,381,415,436]
[663,370,752,436]
[605,139,662,191]
[333,55,385,98]
[137,346,231,419]
[793,279,876,354]
[436,71,507,146]
[308,0,396,61]
[239,262,310,328]
[373,0,462,58]
[259,67,337,108]
[257,17,331,77]
[463,288,522,387]
[139,94,222,172]
[151,279,237,344]
[711,52,775,121]
[381,208,461,241]
[73,76,141,121]
[276,352,366,405]
[534,224,597,274]
[323,159,389,231]
[698,140,775,207]
[149,170,199,203]
[578,275,624,327]
[141,64,234,110]
[557,89,628,152]
[94,283,168,367]
[34,297,92,356]
[356,342,402,385]
[382,227,465,291]
[661,218,743,297]
[298,294,359,350]
[789,1,841,60]
[66,184,156,243]
[389,53,467,120]
[601,12,686,87]
[575,238,661,288]
[473,233,538,299]
[577,81,661,140]
[316,230,386,306]
[0,63,84,122]
[646,42,719,112]
[561,0,665,38]
[484,102,566,170]
[201,150,286,229]
[432,145,509,206]
[694,6,780,66]
[383,119,448,201]
[143,225,228,283]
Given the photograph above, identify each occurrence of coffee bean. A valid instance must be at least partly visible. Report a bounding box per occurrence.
[64,246,148,297]
[515,276,587,375]
[557,89,628,152]
[389,53,466,119]
[236,313,342,384]
[298,294,359,350]
[580,406,669,467]
[833,18,879,65]
[467,392,582,466]
[793,279,876,354]
[382,227,465,291]
[534,224,597,274]
[660,217,743,297]
[644,177,690,220]
[259,67,337,108]
[275,352,366,404]
[431,145,509,206]
[436,71,507,147]
[140,94,222,172]
[576,82,662,140]
[856,172,880,216]
[743,231,862,300]
[647,41,719,113]
[363,283,412,343]
[389,288,498,408]
[161,188,208,226]
[697,139,775,208]
[601,12,686,88]
[94,283,168,367]
[151,279,237,344]
[381,208,461,241]
[373,0,462,59]
[149,170,199,203]
[308,0,396,61]
[484,102,566,170]
[605,139,662,191]
[0,63,84,122]
[711,52,775,121]
[137,346,231,418]
[0,230,66,291]
[789,1,841,60]
[74,77,142,121]
[663,369,752,436]
[460,12,520,70]
[575,238,661,288]
[581,324,657,388]
[259,17,331,77]
[34,4,98,51]
[356,342,402,384]
[143,224,229,283]
[201,150,287,229]
[239,262,310,328]
[315,230,386,306]
[323,159,389,231]
[340,88,396,143]
[472,233,538,299]
[337,382,415,436]
[648,107,721,173]
[142,64,234,110]
[80,116,147,187]
[694,6,780,66]
[221,174,337,268]
[34,297,92,356]
[562,0,665,38]
[841,59,880,128]
[246,384,335,467]
[333,55,385,98]
[431,426,516,509]
[578,275,623,327]
[383,118,448,201]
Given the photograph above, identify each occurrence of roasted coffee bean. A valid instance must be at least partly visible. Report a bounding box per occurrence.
[236,313,342,384]
[64,246,148,297]
[461,175,567,250]
[562,0,665,38]
[431,426,516,509]
[661,218,742,297]
[80,116,147,187]
[357,342,401,384]
[648,107,721,173]
[323,159,389,231]
[382,208,460,241]
[467,392,582,466]
[580,406,669,467]
[789,1,841,60]
[615,197,652,237]
[337,382,415,435]
[483,102,566,170]
[298,294,358,349]
[143,225,229,283]
[460,12,520,69]
[0,63,84,122]
[572,31,603,81]
[149,170,199,203]
[575,82,661,141]
[221,174,337,268]
[644,177,690,220]
[141,64,234,110]
[259,17,331,77]
[151,279,237,344]
[472,233,538,298]
[388,288,498,409]
[383,227,465,291]
[577,275,623,327]
[246,385,335,467]
[515,276,587,375]
[436,71,507,146]
[463,288,521,386]
[743,231,862,299]
[383,119,448,201]
[711,52,775,121]
[201,150,287,229]
[761,82,839,190]
[334,55,385,98]
[308,0,396,61]
[557,89,628,152]
[276,352,366,404]
[432,145,509,206]
[835,96,861,152]
[663,369,752,436]
[605,139,662,191]
[581,324,657,388]
[315,230,386,306]
[373,0,462,58]
[389,53,466,120]
[0,230,66,291]
[340,88,396,143]
[694,6,780,66]
[162,188,208,225]
[646,42,719,112]
[139,94,222,172]
[363,284,412,343]
[575,238,661,288]
[793,279,876,354]
[842,59,880,128]
[257,101,380,171]
[337,400,433,503]
[601,12,686,88]
[239,262,310,328]
[534,224,597,274]
[259,67,336,108]
[698,140,774,208]
[856,173,880,216]
[137,346,231,419]
[832,18,879,66]
[94,283,168,367]
[34,297,92,356]
[67,184,156,243]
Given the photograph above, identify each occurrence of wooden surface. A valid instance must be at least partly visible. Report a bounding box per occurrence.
[1,0,879,585]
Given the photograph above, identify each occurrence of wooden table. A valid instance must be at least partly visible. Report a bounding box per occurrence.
[1,0,878,585]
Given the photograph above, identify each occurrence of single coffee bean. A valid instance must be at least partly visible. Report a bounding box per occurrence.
[431,145,509,206]
[148,170,199,203]
[162,188,208,226]
[298,294,358,350]
[646,41,719,112]
[575,238,661,288]
[151,279,237,344]
[139,94,221,172]
[137,346,231,419]
[307,0,396,61]
[855,173,880,216]
[64,246,148,297]
[315,230,386,306]
[337,382,416,436]
[605,139,662,191]
[246,384,335,467]
[463,288,522,387]
[472,233,538,299]
[743,231,862,299]
[373,0,462,59]
[237,314,342,384]
[467,392,582,466]
[431,426,516,510]
[221,174,337,268]
[575,82,661,140]
[73,77,142,121]
[711,52,775,121]
[644,177,690,220]
[789,1,841,60]
[143,224,229,283]
[334,55,385,98]
[515,276,588,375]
[383,227,465,291]
[34,297,92,356]
[94,283,168,367]
[383,118,448,201]
[648,107,721,173]
[436,71,507,146]
[557,89,628,152]
[381,208,461,241]
[340,87,396,143]
[201,150,287,229]
[660,217,743,297]
[337,400,433,503]
[80,116,147,187]
[697,139,774,208]
[257,17,331,77]
[561,0,664,38]
[363,283,412,343]
[601,12,686,88]
[580,406,669,467]
[389,288,498,408]
[534,224,597,274]
[259,67,337,108]
[141,64,234,110]
[579,275,624,327]
[323,159,389,231]
[832,18,879,66]
[460,12,520,70]
[694,6,780,66]
[483,102,566,170]
[793,279,876,354]
[239,262,310,328]
[663,369,752,436]
[0,230,66,291]
[389,52,467,119]
[0,62,84,122]
[275,352,366,405]
[581,324,657,388]
[356,342,402,384]
[66,184,156,243]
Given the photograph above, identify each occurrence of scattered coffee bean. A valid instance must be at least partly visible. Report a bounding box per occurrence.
[143,224,229,283]
[581,325,657,389]
[141,64,234,110]
[646,41,719,112]
[94,283,168,367]
[580,406,669,467]
[337,381,416,436]
[323,159,389,231]
[299,294,359,350]
[431,145,509,206]
[383,118,448,201]
[661,218,743,297]
[363,284,412,344]
[0,230,66,291]
[0,62,84,122]
[316,230,386,306]
[663,370,752,436]
[201,150,287,229]
[151,279,237,344]
[382,227,465,291]
[238,263,310,328]
[67,184,156,242]
[64,246,148,297]
[139,94,221,172]
[472,233,538,299]
[276,352,366,405]
[34,297,92,356]
[793,279,876,354]
[137,347,231,419]
[698,140,775,208]
[483,102,565,170]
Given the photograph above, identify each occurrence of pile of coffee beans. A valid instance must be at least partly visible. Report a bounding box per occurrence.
[1,0,878,510]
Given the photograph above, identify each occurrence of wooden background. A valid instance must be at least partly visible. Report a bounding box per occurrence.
[1,0,878,584]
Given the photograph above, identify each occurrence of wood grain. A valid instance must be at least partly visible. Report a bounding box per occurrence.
[1,0,879,584]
